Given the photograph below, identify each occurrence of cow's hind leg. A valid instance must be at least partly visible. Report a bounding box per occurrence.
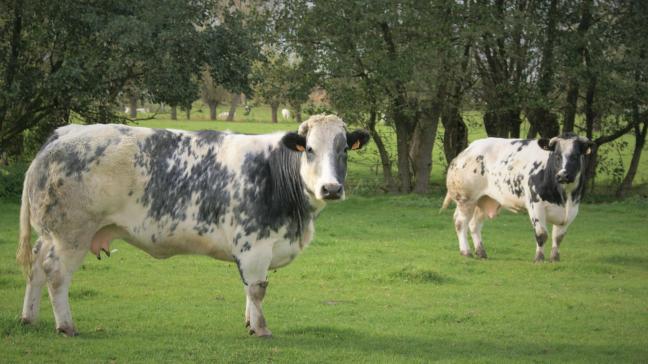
[21,238,49,324]
[469,207,487,259]
[550,224,568,262]
[43,240,87,336]
[234,244,273,337]
[454,203,475,257]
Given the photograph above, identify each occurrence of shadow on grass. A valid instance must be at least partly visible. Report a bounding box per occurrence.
[599,255,648,270]
[278,325,644,361]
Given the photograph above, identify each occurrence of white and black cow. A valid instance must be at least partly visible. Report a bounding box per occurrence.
[442,133,593,262]
[16,114,369,337]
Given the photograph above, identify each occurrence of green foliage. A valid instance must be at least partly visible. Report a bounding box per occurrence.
[0,0,257,156]
[0,161,27,201]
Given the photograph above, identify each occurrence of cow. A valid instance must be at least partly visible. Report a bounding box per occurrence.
[281,108,291,120]
[442,133,593,262]
[217,111,229,120]
[16,114,370,337]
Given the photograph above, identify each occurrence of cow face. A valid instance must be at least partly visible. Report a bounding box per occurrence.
[538,133,593,184]
[282,115,370,200]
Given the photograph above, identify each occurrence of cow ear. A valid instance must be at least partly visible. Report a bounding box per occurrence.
[537,138,553,151]
[281,132,306,152]
[347,129,370,150]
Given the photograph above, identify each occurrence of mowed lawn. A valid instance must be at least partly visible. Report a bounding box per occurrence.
[0,118,647,363]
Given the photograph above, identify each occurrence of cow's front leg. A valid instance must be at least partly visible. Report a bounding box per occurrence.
[234,244,272,337]
[550,224,568,262]
[531,219,548,263]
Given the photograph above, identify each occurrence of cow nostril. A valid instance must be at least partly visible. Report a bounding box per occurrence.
[322,183,342,197]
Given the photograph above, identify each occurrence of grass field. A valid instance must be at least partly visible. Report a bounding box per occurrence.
[1,117,647,363]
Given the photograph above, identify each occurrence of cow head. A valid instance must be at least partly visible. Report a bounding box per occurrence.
[281,114,370,200]
[538,133,593,184]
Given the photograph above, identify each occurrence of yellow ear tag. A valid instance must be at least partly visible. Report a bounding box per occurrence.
[351,140,361,150]
[295,145,305,152]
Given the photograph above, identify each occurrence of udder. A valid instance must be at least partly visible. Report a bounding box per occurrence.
[90,225,126,258]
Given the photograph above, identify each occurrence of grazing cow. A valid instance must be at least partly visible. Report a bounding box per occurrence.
[281,108,291,120]
[442,133,593,262]
[17,114,369,337]
[217,111,229,120]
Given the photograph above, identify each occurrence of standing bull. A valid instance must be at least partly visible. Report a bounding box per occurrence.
[442,133,593,262]
[17,114,369,337]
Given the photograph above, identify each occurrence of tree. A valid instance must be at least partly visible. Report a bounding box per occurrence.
[201,70,231,120]
[0,0,256,160]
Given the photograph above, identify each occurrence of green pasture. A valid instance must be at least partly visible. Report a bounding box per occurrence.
[1,117,647,363]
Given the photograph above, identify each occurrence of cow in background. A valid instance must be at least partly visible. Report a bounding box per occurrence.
[17,115,369,337]
[442,133,593,262]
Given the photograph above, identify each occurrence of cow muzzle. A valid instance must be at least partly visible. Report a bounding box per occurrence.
[556,171,574,184]
[320,183,344,200]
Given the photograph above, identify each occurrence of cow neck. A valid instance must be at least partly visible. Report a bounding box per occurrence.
[538,151,568,206]
[540,151,586,206]
[267,146,312,237]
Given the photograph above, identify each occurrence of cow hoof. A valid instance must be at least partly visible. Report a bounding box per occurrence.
[534,252,545,263]
[460,250,473,257]
[475,248,488,259]
[550,253,560,262]
[253,327,272,338]
[20,317,33,325]
[57,326,79,337]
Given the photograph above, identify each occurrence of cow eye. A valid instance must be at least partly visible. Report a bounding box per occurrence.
[306,146,314,154]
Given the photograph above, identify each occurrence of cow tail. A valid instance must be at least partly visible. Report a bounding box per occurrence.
[17,176,33,277]
[440,192,453,212]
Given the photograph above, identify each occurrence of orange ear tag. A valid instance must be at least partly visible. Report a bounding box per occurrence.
[296,145,305,152]
[351,140,361,150]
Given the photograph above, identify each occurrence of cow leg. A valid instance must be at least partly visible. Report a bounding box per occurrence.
[21,238,49,324]
[469,207,487,259]
[550,224,568,262]
[43,242,86,336]
[532,220,548,263]
[454,203,475,257]
[235,246,272,337]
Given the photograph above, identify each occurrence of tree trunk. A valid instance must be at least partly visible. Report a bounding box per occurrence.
[484,108,521,138]
[185,107,191,120]
[563,80,579,133]
[617,119,647,198]
[395,121,413,193]
[209,102,217,121]
[129,95,137,119]
[367,109,397,193]
[563,0,593,133]
[270,103,278,123]
[411,101,441,194]
[292,104,302,123]
[527,108,560,138]
[171,106,177,120]
[227,93,240,121]
[442,107,468,163]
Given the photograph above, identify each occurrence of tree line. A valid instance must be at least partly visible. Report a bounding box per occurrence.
[1,0,646,197]
[272,0,647,197]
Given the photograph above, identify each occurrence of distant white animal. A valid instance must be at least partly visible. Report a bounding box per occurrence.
[218,112,229,120]
[281,108,291,120]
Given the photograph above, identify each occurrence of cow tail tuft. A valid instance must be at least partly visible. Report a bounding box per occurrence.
[440,192,453,213]
[17,177,33,277]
